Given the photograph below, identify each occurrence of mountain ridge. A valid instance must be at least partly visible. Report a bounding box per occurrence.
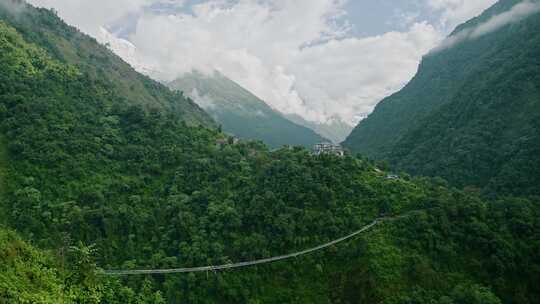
[169,70,330,148]
[343,0,540,196]
[286,113,353,144]
[0,0,214,127]
[0,1,539,303]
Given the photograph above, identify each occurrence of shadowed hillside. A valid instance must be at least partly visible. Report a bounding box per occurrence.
[0,1,539,303]
[344,0,540,197]
[169,71,328,148]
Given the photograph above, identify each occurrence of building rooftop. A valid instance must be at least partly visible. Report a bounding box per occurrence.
[312,143,345,156]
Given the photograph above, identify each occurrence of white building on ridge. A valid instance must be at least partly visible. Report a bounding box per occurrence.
[312,143,345,157]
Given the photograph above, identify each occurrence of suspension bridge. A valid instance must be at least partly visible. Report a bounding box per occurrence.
[104,211,416,276]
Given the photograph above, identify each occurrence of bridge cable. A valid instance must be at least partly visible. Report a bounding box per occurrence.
[104,212,416,276]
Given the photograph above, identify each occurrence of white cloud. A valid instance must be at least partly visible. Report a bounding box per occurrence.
[426,0,498,30]
[27,0,154,38]
[289,22,440,123]
[110,0,440,125]
[26,0,499,127]
[471,0,540,37]
[189,88,217,110]
[0,0,27,14]
[433,0,540,52]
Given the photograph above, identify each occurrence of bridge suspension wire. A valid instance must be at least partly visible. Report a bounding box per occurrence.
[104,212,415,276]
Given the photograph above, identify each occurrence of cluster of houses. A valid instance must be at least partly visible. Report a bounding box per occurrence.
[312,143,346,157]
[215,138,349,158]
[215,139,400,183]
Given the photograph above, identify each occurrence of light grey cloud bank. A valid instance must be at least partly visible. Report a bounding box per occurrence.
[26,0,497,127]
[427,0,498,30]
[472,0,540,36]
[434,0,540,52]
[0,0,27,14]
[107,0,440,126]
[27,0,154,37]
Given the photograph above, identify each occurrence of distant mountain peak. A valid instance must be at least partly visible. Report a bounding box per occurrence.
[169,71,329,148]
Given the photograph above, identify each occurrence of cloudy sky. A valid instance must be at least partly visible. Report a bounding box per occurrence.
[27,0,499,126]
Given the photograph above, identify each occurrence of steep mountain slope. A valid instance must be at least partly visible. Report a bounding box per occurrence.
[169,71,328,148]
[344,0,540,196]
[0,0,214,127]
[0,227,163,303]
[285,113,353,144]
[1,1,540,303]
[0,228,76,303]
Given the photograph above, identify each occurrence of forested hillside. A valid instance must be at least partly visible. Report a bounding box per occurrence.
[1,228,88,303]
[343,0,540,197]
[0,227,167,303]
[169,71,328,148]
[0,1,539,303]
[0,136,7,223]
[0,0,213,127]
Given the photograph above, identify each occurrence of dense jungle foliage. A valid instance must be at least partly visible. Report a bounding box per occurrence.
[0,0,214,128]
[343,0,540,198]
[0,1,539,303]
